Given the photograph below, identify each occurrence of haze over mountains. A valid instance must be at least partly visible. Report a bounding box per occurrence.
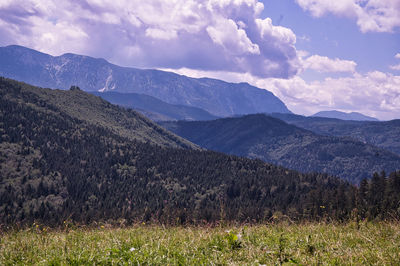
[312,110,379,121]
[0,45,290,117]
[90,91,218,121]
[161,114,400,184]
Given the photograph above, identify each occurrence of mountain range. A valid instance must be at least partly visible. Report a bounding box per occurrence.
[312,110,379,121]
[161,114,400,184]
[1,45,399,182]
[1,77,364,225]
[0,45,290,117]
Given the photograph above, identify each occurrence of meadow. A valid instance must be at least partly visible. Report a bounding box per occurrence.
[1,222,399,265]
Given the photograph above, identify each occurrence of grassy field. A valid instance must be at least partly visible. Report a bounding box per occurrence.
[1,222,399,265]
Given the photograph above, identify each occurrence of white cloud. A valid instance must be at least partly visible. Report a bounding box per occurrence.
[389,53,400,70]
[303,55,357,73]
[295,0,400,33]
[145,28,178,40]
[168,67,400,120]
[206,18,260,55]
[0,0,300,78]
[295,0,357,17]
[260,71,400,120]
[390,64,400,71]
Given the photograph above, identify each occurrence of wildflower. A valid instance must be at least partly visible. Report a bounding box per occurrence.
[130,247,136,252]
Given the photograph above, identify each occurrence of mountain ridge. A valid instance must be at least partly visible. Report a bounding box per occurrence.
[0,77,196,149]
[312,110,379,121]
[269,113,400,156]
[0,45,291,117]
[1,77,365,225]
[90,91,219,121]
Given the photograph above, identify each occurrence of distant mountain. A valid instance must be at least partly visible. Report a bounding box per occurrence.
[161,114,400,184]
[90,91,218,121]
[312,110,379,121]
[1,77,365,225]
[0,45,291,117]
[270,113,400,156]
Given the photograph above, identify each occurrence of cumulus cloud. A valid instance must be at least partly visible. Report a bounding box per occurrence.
[257,71,400,120]
[168,67,400,120]
[303,55,357,73]
[0,0,300,78]
[295,0,400,33]
[390,53,400,70]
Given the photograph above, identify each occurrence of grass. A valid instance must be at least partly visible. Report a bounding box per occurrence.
[1,222,399,265]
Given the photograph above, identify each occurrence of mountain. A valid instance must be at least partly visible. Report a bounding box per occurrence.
[161,114,400,184]
[312,110,379,121]
[90,91,218,121]
[0,78,195,149]
[0,45,291,117]
[0,77,368,225]
[270,113,400,156]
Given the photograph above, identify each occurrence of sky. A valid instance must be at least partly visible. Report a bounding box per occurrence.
[0,0,399,120]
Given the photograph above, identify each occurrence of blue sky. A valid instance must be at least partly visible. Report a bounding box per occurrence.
[261,0,400,78]
[0,0,399,119]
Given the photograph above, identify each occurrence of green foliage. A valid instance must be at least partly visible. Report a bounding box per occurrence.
[225,231,242,250]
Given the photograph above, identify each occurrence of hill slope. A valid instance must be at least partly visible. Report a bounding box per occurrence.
[161,114,400,183]
[0,45,290,117]
[0,78,196,149]
[270,113,400,156]
[312,110,379,121]
[0,77,364,225]
[90,91,218,121]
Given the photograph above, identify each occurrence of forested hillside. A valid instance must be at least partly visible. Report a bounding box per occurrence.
[270,113,400,156]
[1,78,399,226]
[0,79,195,149]
[161,114,400,184]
